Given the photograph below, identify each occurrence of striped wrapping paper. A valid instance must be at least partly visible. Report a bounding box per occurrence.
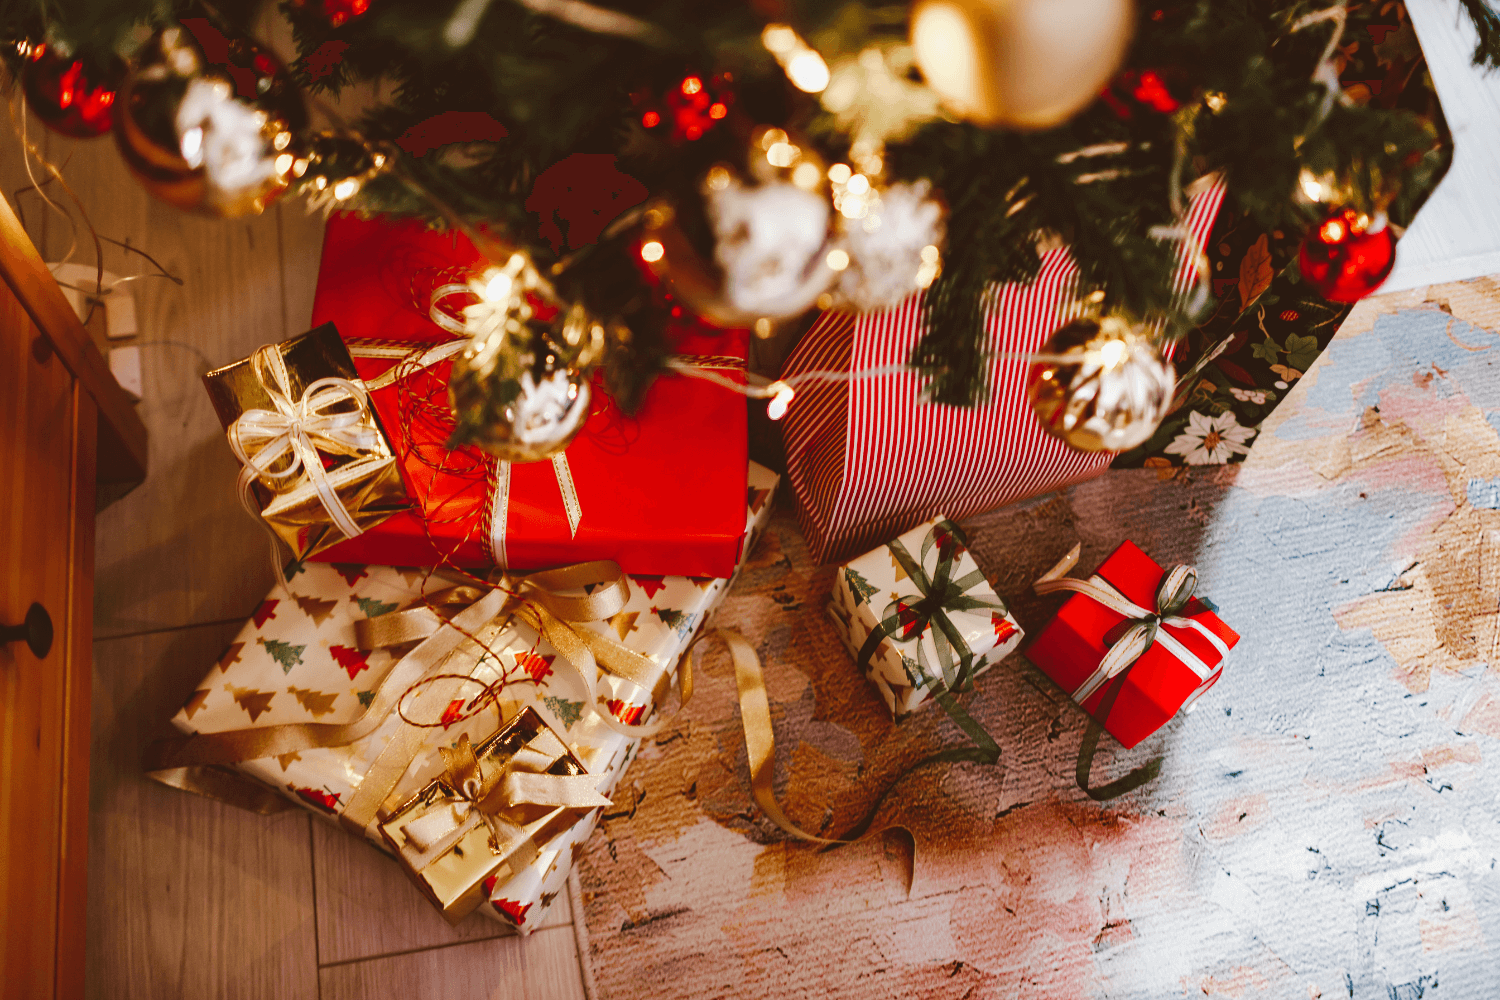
[781,177,1227,565]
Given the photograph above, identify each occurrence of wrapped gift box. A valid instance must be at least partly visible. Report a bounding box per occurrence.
[168,462,778,930]
[307,213,750,578]
[202,323,407,561]
[828,517,1023,720]
[1023,540,1238,749]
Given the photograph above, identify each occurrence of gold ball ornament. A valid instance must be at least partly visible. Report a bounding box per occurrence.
[910,0,1135,130]
[115,24,306,218]
[1027,316,1174,452]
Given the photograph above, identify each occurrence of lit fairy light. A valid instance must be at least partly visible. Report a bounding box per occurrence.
[766,381,795,419]
[332,177,360,200]
[761,23,829,94]
[640,240,665,263]
[482,269,515,301]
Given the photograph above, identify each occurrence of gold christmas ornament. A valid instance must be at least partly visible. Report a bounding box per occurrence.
[1027,315,1173,452]
[909,0,1135,130]
[115,23,306,218]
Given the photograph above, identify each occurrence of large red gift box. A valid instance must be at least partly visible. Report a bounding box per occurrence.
[1024,540,1238,749]
[307,214,749,577]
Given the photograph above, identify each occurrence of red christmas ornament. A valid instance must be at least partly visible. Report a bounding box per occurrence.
[22,45,119,138]
[633,72,733,142]
[290,0,371,27]
[1298,208,1395,303]
[1102,67,1188,119]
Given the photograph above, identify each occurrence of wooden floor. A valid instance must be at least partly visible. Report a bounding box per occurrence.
[1,110,591,1000]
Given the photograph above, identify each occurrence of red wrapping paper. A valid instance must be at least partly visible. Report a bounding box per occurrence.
[1024,541,1238,749]
[308,214,749,576]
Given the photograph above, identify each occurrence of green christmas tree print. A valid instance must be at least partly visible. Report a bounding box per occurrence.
[542,696,585,730]
[350,595,398,618]
[651,606,697,639]
[845,568,879,607]
[258,637,306,674]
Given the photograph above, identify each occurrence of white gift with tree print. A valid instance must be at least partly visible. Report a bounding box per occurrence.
[828,517,1023,719]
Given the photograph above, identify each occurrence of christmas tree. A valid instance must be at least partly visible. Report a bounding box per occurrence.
[4,0,1494,420]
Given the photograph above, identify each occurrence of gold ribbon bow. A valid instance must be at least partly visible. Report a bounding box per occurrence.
[144,560,685,825]
[399,733,609,855]
[355,561,692,742]
[228,344,383,541]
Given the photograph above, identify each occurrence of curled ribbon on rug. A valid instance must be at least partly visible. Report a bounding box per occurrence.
[228,343,384,551]
[1033,544,1230,800]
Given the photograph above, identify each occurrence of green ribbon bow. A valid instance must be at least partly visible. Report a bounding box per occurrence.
[841,522,1007,840]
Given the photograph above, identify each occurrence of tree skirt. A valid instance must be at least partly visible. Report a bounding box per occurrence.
[575,278,1500,999]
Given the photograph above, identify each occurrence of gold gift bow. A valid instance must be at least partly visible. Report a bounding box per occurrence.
[1033,543,1229,703]
[399,733,610,856]
[228,343,383,541]
[355,568,694,743]
[143,561,653,828]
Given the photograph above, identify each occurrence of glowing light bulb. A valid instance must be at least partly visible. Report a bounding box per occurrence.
[640,241,665,263]
[482,269,514,301]
[825,249,850,271]
[828,163,852,184]
[791,161,821,190]
[786,50,830,93]
[766,381,795,419]
[332,178,360,200]
[1098,339,1128,369]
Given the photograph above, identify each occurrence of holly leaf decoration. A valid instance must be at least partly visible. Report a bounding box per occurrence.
[1251,336,1282,364]
[1238,233,1273,312]
[1284,333,1321,373]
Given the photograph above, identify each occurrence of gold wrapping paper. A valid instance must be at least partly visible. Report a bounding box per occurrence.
[378,708,602,924]
[202,322,407,561]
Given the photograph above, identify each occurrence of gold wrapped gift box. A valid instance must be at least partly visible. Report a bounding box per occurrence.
[203,322,407,560]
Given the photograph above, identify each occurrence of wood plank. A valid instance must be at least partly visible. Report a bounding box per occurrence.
[55,385,96,1000]
[0,174,145,486]
[30,132,288,637]
[318,925,587,1000]
[88,622,319,1000]
[277,201,326,337]
[0,301,76,1000]
[311,815,572,966]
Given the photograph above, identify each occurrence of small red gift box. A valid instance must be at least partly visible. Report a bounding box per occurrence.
[306,213,750,577]
[1024,540,1238,749]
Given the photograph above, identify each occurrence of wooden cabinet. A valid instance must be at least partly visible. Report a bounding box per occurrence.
[0,194,146,999]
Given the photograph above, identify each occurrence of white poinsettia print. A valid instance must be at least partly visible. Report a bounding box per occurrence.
[1164,410,1256,465]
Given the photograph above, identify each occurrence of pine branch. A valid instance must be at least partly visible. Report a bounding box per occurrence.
[1459,0,1500,69]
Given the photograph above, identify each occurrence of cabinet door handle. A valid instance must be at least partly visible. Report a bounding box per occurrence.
[1,603,54,659]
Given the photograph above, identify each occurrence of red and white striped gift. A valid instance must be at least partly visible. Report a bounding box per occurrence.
[780,177,1226,565]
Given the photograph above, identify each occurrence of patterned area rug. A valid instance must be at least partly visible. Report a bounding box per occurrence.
[576,278,1500,999]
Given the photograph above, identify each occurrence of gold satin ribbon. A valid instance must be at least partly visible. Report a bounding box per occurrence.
[713,629,851,845]
[400,732,610,853]
[147,560,676,826]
